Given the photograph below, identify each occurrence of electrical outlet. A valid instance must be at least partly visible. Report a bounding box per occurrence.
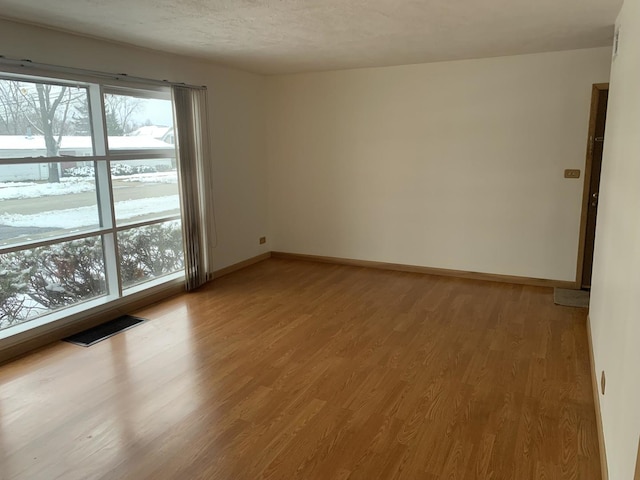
[564,169,581,179]
[601,370,606,395]
[259,236,266,245]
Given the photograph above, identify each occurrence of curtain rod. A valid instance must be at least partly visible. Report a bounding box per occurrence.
[0,55,207,90]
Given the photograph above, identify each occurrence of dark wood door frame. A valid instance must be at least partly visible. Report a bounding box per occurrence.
[575,83,609,289]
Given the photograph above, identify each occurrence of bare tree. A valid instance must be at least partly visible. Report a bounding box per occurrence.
[0,81,32,135]
[1,80,141,183]
[35,85,78,182]
[104,94,143,134]
[16,82,86,182]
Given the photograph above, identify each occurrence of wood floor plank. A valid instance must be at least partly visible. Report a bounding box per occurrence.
[0,258,601,479]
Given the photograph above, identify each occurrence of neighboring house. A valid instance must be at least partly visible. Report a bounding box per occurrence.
[0,134,175,181]
[127,125,174,144]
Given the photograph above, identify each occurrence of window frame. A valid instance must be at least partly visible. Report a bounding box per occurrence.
[0,71,184,335]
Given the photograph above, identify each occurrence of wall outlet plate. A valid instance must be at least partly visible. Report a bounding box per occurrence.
[259,236,266,245]
[601,370,606,395]
[564,169,581,179]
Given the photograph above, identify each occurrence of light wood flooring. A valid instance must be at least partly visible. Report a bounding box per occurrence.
[0,258,600,479]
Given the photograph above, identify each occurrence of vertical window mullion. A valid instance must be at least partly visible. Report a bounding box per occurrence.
[89,84,122,298]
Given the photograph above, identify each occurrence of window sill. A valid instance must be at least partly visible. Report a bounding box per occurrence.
[0,274,185,351]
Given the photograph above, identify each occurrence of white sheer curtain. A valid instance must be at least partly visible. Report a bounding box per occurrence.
[172,85,212,291]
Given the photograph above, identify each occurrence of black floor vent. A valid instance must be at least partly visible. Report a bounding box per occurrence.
[63,315,146,347]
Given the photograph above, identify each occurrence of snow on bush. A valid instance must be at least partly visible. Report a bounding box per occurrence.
[119,221,184,288]
[62,165,95,178]
[63,163,169,178]
[110,163,157,176]
[121,171,177,184]
[0,237,106,328]
[0,222,183,331]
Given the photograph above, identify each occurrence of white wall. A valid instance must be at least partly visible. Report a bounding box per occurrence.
[589,0,640,476]
[266,48,611,281]
[0,19,269,271]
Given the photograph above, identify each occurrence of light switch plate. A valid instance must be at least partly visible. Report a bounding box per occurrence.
[564,169,581,179]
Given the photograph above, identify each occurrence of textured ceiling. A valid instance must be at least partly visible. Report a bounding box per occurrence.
[0,0,622,74]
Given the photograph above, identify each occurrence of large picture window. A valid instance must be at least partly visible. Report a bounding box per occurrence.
[0,74,184,334]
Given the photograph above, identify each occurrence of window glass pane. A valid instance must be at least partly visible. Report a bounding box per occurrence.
[110,159,179,226]
[118,220,184,289]
[0,162,100,247]
[0,236,107,331]
[0,74,185,337]
[103,93,175,150]
[0,78,91,159]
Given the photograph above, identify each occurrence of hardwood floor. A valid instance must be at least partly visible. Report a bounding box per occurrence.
[0,259,600,479]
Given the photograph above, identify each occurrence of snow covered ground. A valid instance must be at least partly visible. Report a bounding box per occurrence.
[0,195,180,229]
[0,177,95,200]
[0,171,177,201]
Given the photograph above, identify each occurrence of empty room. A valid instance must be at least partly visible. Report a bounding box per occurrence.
[0,0,638,478]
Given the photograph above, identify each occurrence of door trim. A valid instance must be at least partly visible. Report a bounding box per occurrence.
[575,83,609,289]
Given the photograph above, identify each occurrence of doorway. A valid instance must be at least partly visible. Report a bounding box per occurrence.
[577,83,609,289]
